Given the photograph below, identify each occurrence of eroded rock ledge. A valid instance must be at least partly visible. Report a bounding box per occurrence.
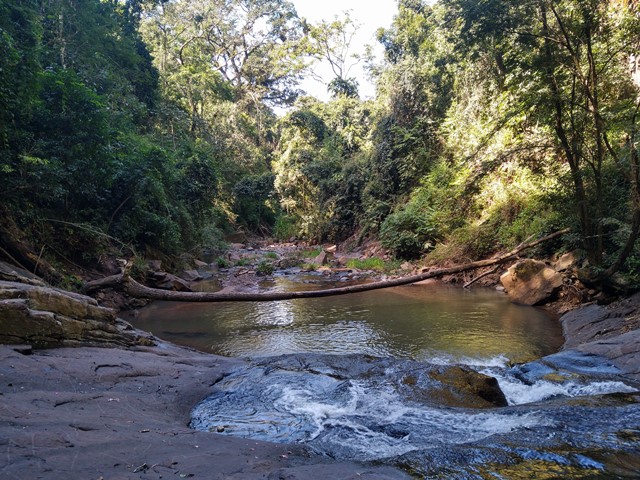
[561,292,640,381]
[0,280,154,348]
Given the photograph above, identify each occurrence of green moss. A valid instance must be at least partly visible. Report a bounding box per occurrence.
[513,260,545,281]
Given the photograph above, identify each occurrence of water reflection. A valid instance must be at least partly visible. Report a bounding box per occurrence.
[128,280,563,362]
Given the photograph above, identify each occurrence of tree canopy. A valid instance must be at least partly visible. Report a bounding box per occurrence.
[2,0,640,287]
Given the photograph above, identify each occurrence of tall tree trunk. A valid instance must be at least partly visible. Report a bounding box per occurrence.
[601,104,640,279]
[541,1,598,263]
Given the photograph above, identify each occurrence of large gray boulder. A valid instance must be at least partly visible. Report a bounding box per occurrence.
[500,259,563,305]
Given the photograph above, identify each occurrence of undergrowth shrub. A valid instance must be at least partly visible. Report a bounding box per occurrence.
[346,257,401,272]
[379,205,438,259]
[273,214,298,241]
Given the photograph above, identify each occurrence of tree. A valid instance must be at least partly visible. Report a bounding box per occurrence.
[357,1,451,232]
[142,0,308,107]
[272,96,372,240]
[0,0,41,183]
[307,13,361,98]
[445,0,640,281]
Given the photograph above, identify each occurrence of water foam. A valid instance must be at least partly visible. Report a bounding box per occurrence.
[425,353,511,368]
[481,365,638,406]
[504,379,636,405]
[260,378,546,460]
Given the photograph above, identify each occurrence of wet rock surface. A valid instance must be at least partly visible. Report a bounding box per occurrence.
[0,344,410,480]
[561,293,640,381]
[191,355,517,459]
[190,352,640,477]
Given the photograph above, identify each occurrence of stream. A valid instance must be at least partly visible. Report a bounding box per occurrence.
[128,272,640,478]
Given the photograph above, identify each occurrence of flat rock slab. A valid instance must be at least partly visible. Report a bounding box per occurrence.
[0,344,410,479]
[561,293,640,382]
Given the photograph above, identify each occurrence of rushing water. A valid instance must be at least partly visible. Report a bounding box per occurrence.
[128,273,640,477]
[128,275,562,363]
[189,352,639,477]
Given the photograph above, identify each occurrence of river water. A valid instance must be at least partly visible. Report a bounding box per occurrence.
[129,275,562,363]
[128,273,640,478]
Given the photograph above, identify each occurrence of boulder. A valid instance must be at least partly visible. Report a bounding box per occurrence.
[179,269,202,282]
[500,259,563,305]
[97,255,122,275]
[278,257,300,269]
[194,259,208,268]
[314,251,329,266]
[226,252,242,263]
[148,271,192,291]
[554,252,577,272]
[0,280,154,348]
[147,259,162,271]
[426,365,508,408]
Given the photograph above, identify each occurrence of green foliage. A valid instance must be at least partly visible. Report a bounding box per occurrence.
[27,69,112,216]
[439,0,640,272]
[0,0,233,265]
[379,204,437,260]
[233,173,277,231]
[299,248,323,259]
[256,260,275,276]
[3,0,639,283]
[216,257,231,269]
[328,78,359,98]
[264,252,279,259]
[273,95,373,241]
[129,255,150,280]
[141,0,307,107]
[346,257,385,272]
[273,214,299,241]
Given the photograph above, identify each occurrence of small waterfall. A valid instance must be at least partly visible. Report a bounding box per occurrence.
[190,352,639,472]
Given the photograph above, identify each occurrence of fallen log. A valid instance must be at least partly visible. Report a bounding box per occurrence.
[87,229,570,302]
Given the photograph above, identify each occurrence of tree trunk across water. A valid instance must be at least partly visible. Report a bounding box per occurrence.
[84,229,570,303]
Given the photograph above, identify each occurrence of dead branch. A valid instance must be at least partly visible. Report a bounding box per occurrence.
[463,265,503,289]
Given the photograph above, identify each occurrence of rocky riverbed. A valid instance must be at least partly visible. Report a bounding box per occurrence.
[1,259,640,478]
[0,341,410,479]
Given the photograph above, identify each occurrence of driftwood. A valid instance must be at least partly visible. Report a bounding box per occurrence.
[85,229,571,302]
[462,265,503,289]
